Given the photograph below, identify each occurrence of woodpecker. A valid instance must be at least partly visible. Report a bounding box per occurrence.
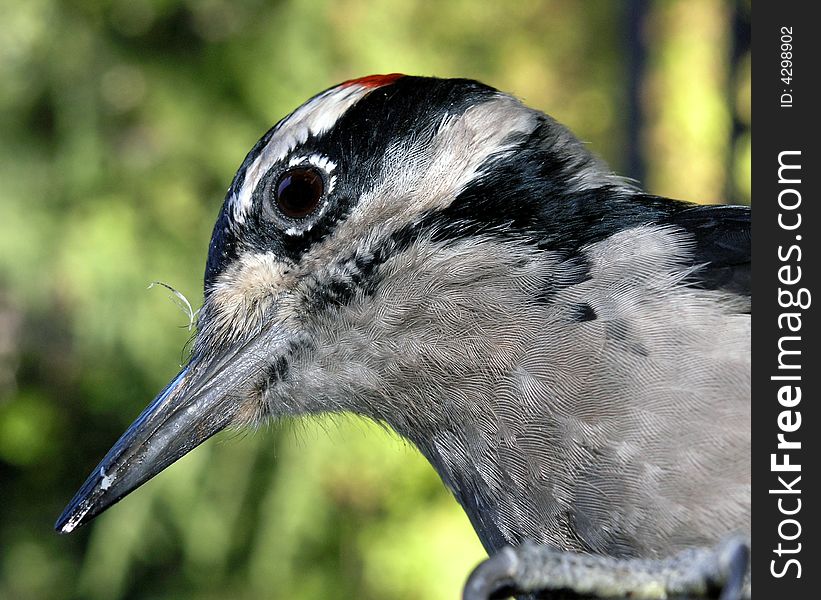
[56,75,751,599]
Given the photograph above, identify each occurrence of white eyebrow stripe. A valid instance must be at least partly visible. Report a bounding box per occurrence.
[231,84,374,224]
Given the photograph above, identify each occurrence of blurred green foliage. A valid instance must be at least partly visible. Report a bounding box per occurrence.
[0,1,749,599]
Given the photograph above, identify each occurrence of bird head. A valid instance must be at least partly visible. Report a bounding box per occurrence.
[56,74,637,535]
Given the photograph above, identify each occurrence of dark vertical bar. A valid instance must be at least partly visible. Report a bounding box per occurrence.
[754,2,819,597]
[624,0,647,187]
[727,0,751,204]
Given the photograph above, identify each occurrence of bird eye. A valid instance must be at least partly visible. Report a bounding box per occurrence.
[273,167,325,219]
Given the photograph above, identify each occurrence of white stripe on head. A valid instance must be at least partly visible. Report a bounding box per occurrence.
[298,94,541,268]
[231,82,377,224]
[342,94,539,230]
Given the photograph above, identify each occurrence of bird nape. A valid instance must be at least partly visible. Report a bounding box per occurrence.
[56,75,751,600]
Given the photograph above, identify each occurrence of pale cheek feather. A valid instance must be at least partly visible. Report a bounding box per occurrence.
[204,252,296,344]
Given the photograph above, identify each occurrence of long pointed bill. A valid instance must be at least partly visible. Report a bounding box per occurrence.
[55,333,272,534]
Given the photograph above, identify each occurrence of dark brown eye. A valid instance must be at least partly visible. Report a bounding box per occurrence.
[274,167,324,219]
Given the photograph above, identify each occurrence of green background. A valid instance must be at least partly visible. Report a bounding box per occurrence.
[0,1,750,599]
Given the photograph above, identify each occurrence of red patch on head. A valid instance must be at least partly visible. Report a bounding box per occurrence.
[340,73,405,89]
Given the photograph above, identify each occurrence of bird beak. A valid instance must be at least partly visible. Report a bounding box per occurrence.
[55,336,268,534]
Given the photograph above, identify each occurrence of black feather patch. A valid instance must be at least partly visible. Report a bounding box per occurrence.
[265,355,290,385]
[660,204,751,298]
[569,303,598,323]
